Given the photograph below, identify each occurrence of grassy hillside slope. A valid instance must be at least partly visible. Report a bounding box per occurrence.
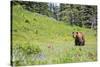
[12,5,97,66]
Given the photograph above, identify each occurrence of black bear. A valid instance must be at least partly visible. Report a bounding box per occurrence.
[72,32,85,46]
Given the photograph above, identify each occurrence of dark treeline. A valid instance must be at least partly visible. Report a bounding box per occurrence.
[12,1,97,29]
[60,4,97,29]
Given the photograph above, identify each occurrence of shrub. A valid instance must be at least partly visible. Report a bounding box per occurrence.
[12,43,41,66]
[25,19,30,24]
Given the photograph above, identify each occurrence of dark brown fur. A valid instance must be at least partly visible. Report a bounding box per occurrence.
[72,32,85,46]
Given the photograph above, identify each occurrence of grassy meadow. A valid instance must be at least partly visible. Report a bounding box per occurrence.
[11,5,97,66]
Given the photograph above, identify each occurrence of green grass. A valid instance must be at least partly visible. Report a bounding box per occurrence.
[12,5,97,66]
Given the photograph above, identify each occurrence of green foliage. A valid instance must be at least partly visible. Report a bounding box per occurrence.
[60,4,97,28]
[12,1,97,28]
[12,43,41,66]
[12,1,52,16]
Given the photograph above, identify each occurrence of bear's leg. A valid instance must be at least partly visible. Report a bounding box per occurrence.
[75,39,80,46]
[75,40,78,46]
[82,41,85,46]
[79,41,81,46]
[79,39,84,46]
